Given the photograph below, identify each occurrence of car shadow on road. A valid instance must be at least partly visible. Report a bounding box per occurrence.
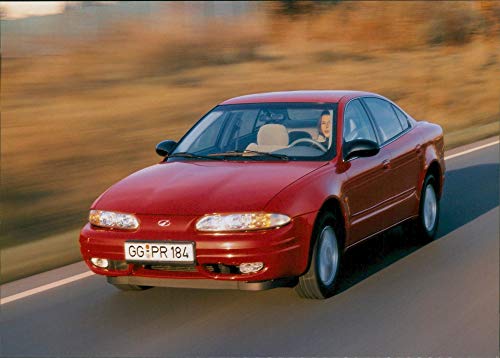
[336,163,499,294]
[437,163,499,237]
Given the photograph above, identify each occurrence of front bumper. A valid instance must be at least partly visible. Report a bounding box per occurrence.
[79,211,317,288]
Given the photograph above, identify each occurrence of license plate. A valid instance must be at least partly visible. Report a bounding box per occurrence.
[124,241,195,263]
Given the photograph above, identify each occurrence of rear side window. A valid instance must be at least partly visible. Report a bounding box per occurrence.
[392,105,410,130]
[363,97,403,143]
[343,99,377,143]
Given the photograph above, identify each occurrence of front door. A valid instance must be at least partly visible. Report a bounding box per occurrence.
[340,99,393,245]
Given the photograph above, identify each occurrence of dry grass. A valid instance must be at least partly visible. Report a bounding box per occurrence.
[1,1,499,249]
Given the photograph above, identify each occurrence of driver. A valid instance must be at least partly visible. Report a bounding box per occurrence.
[316,110,331,144]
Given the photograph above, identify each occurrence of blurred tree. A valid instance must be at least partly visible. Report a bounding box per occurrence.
[477,0,500,34]
[272,0,341,17]
[427,4,483,46]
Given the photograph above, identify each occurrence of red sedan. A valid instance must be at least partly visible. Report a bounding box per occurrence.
[79,90,445,299]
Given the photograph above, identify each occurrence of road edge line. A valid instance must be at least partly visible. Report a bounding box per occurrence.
[444,139,499,160]
[0,271,95,305]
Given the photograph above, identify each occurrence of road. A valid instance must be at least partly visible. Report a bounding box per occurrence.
[1,139,498,357]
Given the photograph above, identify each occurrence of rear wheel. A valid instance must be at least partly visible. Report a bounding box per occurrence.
[295,212,342,299]
[413,174,440,242]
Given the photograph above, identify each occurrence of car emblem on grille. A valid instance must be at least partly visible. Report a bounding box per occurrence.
[157,219,171,227]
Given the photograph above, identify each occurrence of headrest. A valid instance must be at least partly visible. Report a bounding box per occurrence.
[257,124,289,146]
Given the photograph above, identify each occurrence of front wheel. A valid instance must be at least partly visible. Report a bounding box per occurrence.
[295,212,342,299]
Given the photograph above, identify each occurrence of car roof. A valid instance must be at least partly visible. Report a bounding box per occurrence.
[220,90,378,105]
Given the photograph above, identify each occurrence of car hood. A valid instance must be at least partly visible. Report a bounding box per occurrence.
[93,160,326,215]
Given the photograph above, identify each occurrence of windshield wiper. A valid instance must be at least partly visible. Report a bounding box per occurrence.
[169,152,224,160]
[208,150,289,161]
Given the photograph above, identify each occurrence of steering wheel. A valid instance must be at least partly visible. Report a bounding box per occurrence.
[289,138,327,152]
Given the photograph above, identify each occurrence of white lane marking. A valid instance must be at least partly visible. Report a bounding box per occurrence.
[1,138,499,305]
[0,271,95,305]
[444,140,499,160]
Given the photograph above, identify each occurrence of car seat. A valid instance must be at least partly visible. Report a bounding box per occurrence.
[246,124,289,152]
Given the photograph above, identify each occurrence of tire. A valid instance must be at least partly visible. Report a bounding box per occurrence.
[111,283,151,291]
[295,212,342,299]
[413,174,440,243]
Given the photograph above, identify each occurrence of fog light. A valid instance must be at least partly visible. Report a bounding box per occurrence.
[239,262,264,274]
[90,257,109,269]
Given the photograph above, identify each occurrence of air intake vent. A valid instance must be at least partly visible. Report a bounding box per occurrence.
[144,264,197,272]
[203,263,239,274]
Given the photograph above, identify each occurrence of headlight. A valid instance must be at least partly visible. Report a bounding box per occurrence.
[89,210,139,230]
[195,213,290,232]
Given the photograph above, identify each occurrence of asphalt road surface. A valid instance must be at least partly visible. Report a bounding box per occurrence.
[1,139,498,357]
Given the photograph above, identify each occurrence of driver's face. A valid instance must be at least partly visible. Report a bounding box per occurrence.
[320,114,331,138]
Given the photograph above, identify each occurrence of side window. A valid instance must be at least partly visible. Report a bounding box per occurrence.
[392,105,410,130]
[363,98,403,143]
[343,99,377,143]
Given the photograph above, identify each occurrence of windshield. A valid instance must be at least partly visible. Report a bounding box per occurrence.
[171,103,338,161]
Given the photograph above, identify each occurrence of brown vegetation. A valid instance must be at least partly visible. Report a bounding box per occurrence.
[1,1,499,249]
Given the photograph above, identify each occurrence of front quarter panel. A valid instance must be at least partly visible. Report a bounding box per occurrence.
[264,161,346,271]
[264,162,345,218]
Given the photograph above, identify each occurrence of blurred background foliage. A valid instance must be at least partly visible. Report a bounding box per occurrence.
[1,1,499,249]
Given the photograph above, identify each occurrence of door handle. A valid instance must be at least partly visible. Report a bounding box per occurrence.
[382,159,391,169]
[415,144,422,155]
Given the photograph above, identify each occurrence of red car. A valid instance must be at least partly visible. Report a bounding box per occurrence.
[80,90,445,299]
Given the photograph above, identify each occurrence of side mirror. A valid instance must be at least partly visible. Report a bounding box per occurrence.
[343,139,379,161]
[156,140,177,157]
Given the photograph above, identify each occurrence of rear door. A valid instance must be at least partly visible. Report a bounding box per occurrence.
[362,97,422,225]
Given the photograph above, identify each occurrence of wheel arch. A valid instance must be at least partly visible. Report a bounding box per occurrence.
[317,197,347,248]
[298,196,347,291]
[425,160,444,199]
[305,196,347,272]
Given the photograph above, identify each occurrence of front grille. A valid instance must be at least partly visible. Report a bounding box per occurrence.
[143,264,197,272]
